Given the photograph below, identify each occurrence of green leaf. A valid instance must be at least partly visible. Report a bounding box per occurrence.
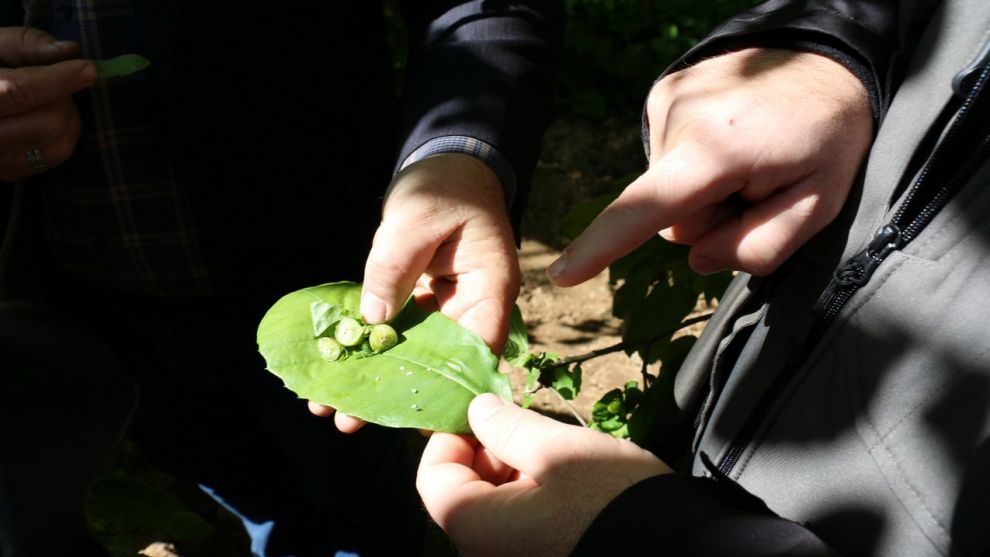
[622,279,697,362]
[503,305,530,367]
[522,366,541,409]
[551,364,582,400]
[86,473,213,543]
[92,54,150,79]
[258,282,512,434]
[310,301,346,337]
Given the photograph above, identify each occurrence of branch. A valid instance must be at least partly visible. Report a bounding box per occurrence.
[556,312,714,367]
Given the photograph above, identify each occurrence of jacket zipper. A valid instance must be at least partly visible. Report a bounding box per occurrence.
[715,60,990,476]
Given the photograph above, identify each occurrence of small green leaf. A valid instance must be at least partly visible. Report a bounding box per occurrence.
[551,364,582,400]
[503,305,531,367]
[258,282,512,434]
[92,54,150,79]
[311,301,346,337]
[86,473,213,543]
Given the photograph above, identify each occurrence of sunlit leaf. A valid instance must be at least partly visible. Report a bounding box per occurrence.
[504,305,531,367]
[551,364,582,400]
[258,282,512,434]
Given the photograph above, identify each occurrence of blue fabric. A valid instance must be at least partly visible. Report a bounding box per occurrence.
[108,294,424,557]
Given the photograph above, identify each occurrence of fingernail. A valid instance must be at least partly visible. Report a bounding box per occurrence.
[80,62,98,81]
[547,250,568,280]
[360,291,388,324]
[469,393,505,422]
[40,40,72,55]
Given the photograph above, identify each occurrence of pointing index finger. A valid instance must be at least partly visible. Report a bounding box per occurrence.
[548,149,741,287]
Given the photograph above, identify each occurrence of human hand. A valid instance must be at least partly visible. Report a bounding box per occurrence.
[309,153,521,433]
[0,27,97,182]
[549,48,872,286]
[417,393,671,557]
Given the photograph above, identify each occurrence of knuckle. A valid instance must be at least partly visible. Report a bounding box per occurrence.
[21,27,51,49]
[366,255,414,286]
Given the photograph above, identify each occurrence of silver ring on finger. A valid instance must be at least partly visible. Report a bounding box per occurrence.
[26,147,46,170]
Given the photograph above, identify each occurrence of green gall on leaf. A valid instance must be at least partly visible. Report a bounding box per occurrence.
[369,324,398,353]
[316,337,344,362]
[334,317,366,347]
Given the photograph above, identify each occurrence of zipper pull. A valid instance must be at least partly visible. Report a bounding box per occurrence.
[833,224,903,287]
[812,224,903,319]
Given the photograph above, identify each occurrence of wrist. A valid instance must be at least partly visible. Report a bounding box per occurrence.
[396,136,517,208]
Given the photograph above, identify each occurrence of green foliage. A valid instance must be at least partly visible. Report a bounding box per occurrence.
[257,282,512,434]
[564,190,731,365]
[514,188,734,442]
[87,472,213,556]
[551,363,582,400]
[519,351,562,408]
[589,381,642,438]
[560,0,761,119]
[92,54,150,79]
[503,305,532,367]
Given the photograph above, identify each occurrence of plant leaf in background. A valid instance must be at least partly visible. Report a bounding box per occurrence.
[257,282,512,434]
[503,305,531,367]
[93,54,150,79]
[87,473,213,556]
[551,364,582,400]
[628,335,697,445]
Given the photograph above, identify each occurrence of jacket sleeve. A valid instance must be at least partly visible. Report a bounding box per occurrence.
[397,0,562,231]
[665,1,904,120]
[573,472,838,556]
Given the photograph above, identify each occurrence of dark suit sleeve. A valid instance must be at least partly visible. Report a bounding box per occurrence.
[397,0,562,231]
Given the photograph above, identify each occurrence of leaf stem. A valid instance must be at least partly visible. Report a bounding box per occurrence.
[555,312,714,367]
[548,388,588,427]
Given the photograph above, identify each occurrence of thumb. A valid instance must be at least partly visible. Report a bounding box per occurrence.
[0,27,80,67]
[468,393,590,482]
[361,213,444,324]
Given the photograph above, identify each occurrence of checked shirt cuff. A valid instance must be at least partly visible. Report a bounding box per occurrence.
[398,136,518,208]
